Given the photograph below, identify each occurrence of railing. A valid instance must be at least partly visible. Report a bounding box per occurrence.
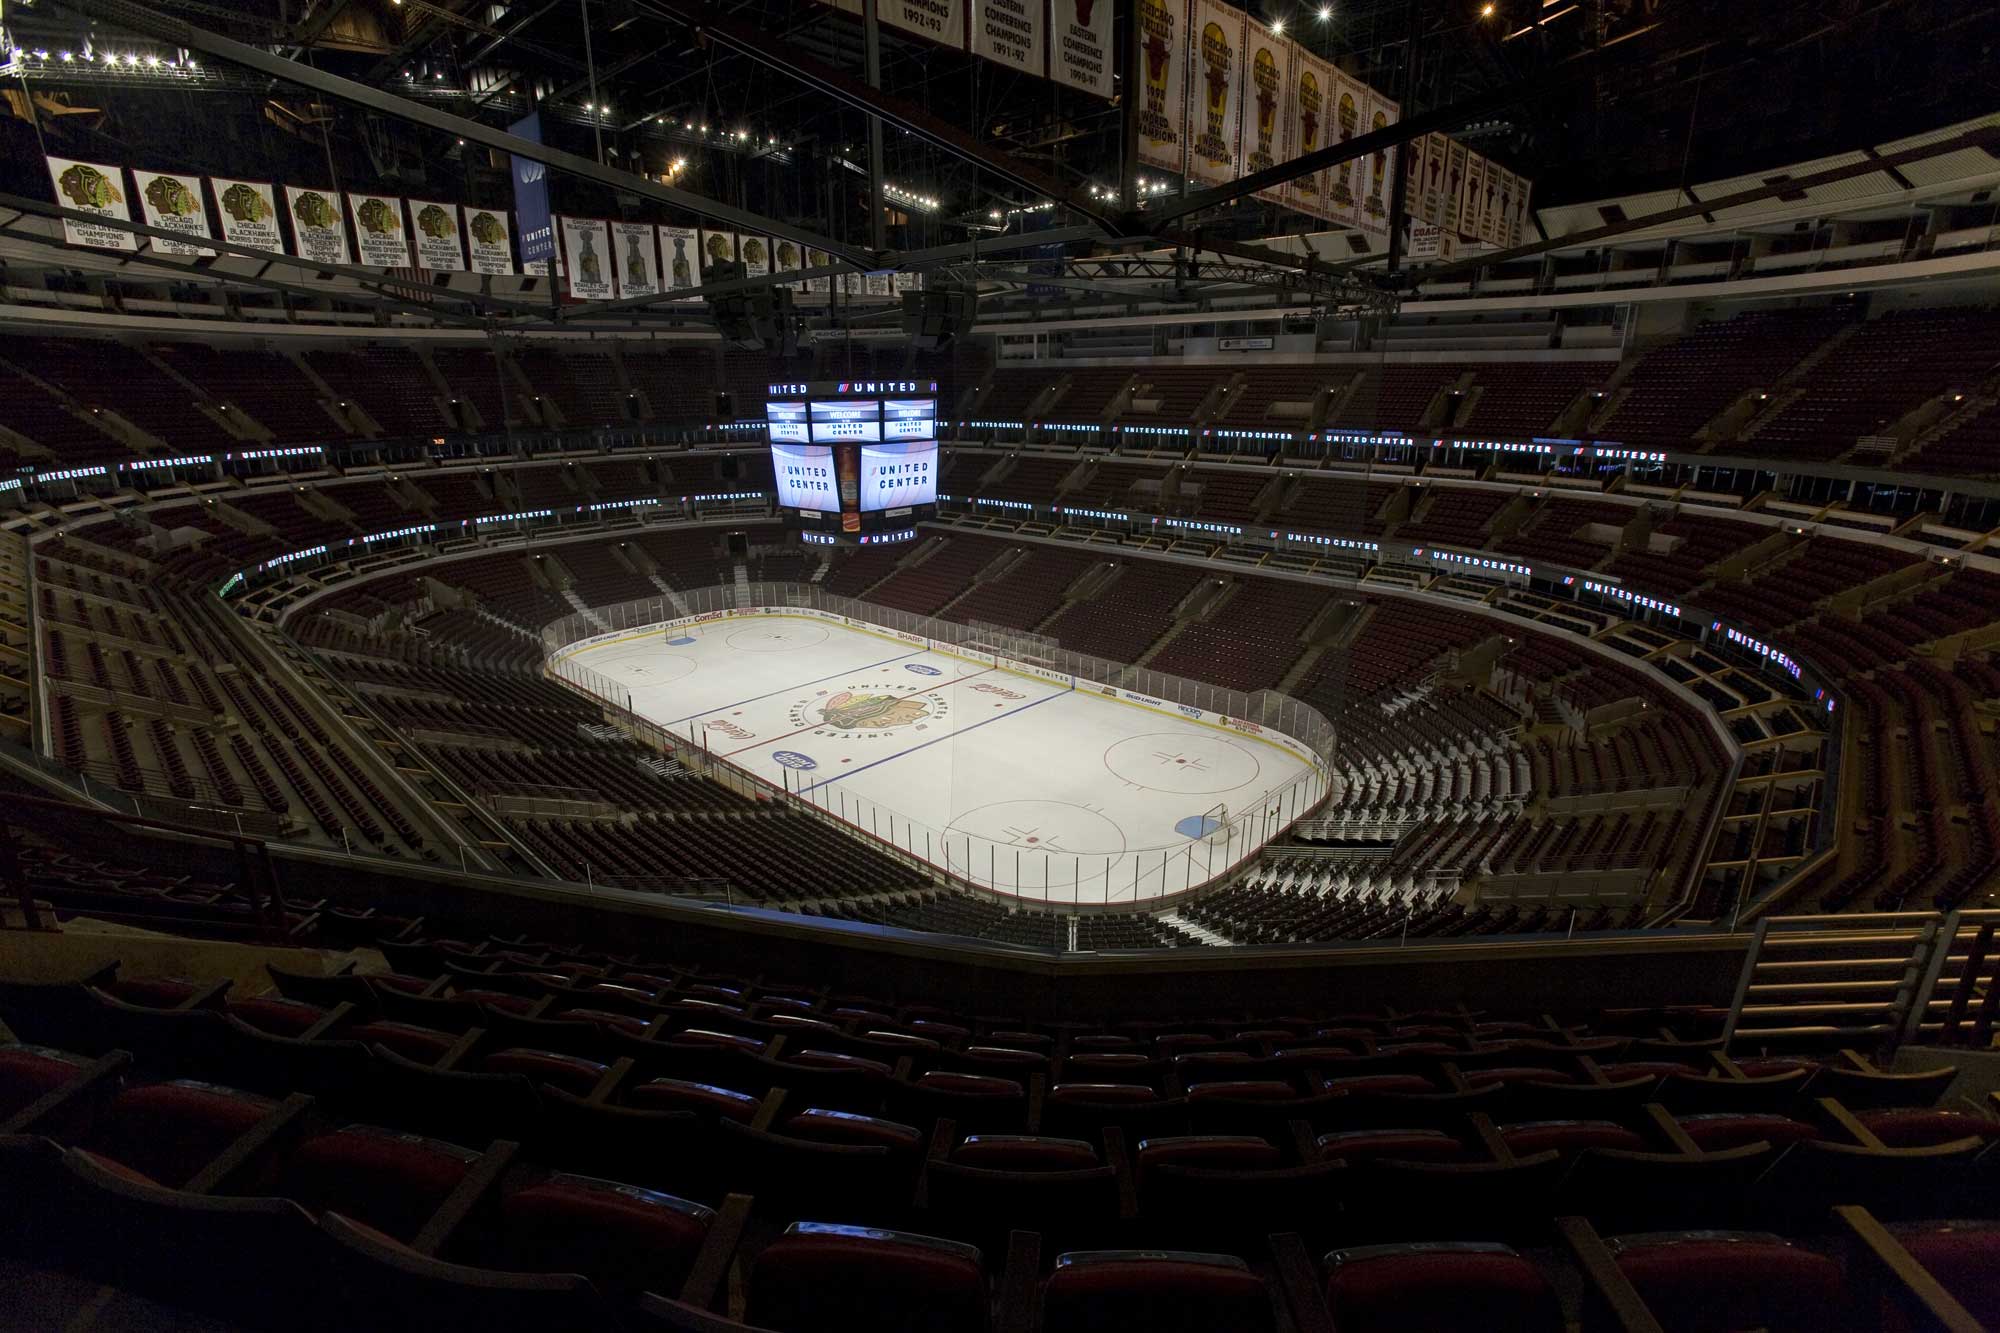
[540,583,1338,908]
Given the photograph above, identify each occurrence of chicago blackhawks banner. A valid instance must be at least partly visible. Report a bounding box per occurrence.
[210,178,282,254]
[347,193,411,267]
[661,226,700,293]
[698,229,738,274]
[409,200,467,271]
[559,216,614,299]
[132,171,214,257]
[46,157,137,250]
[465,208,514,275]
[740,235,772,279]
[611,220,659,298]
[285,186,351,265]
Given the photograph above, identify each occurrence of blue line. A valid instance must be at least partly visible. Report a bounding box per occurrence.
[662,648,924,726]
[798,679,1071,795]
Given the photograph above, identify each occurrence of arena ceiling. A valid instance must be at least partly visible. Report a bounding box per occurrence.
[0,0,1994,325]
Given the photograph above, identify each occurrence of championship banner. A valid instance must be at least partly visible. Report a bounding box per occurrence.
[466,208,515,275]
[559,216,613,299]
[882,0,966,49]
[1464,154,1491,244]
[285,186,351,265]
[865,271,894,298]
[1135,0,1187,176]
[804,248,830,295]
[1359,89,1398,234]
[661,226,699,293]
[46,158,136,250]
[1415,134,1448,225]
[842,270,865,297]
[1507,172,1533,246]
[1325,70,1366,228]
[1050,0,1114,98]
[210,179,282,254]
[698,229,738,275]
[973,0,1044,74]
[772,238,805,283]
[1443,139,1470,234]
[1187,0,1245,187]
[893,269,920,294]
[1283,49,1333,219]
[347,193,410,267]
[409,200,466,271]
[740,235,771,279]
[132,170,213,256]
[1241,27,1290,195]
[611,220,659,298]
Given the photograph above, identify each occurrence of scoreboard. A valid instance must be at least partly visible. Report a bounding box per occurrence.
[766,380,938,541]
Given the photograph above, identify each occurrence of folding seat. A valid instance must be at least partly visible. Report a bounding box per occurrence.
[84,1079,293,1190]
[627,1076,762,1124]
[716,1119,907,1223]
[363,1046,541,1144]
[1041,1086,1189,1140]
[1041,1249,1275,1332]
[0,1045,124,1132]
[81,988,223,1075]
[951,1134,1098,1171]
[744,1222,988,1333]
[1605,1230,1843,1333]
[784,1108,927,1163]
[1853,1107,2000,1148]
[319,1211,615,1333]
[1142,1158,1345,1242]
[1322,1083,1504,1131]
[277,1125,490,1244]
[923,1151,1122,1252]
[481,1047,610,1098]
[1461,1065,1579,1089]
[225,995,332,1038]
[496,1173,732,1302]
[0,969,117,1051]
[1347,1155,1566,1244]
[203,1018,376,1106]
[1317,1127,1468,1163]
[1321,1242,1562,1333]
[1657,1068,1811,1113]
[529,1088,712,1197]
[58,1147,334,1329]
[1882,1219,2000,1329]
[1753,1138,1985,1228]
[1498,1120,1649,1159]
[343,1019,460,1066]
[265,961,383,1014]
[890,1071,1029,1133]
[1815,1064,1957,1112]
[738,1051,892,1113]
[1061,1053,1167,1091]
[479,1006,636,1060]
[1674,1112,1821,1152]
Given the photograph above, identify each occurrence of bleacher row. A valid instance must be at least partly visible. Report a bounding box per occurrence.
[3,938,1998,1332]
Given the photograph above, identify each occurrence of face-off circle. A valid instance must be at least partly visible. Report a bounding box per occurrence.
[945,800,1128,857]
[1103,732,1261,795]
[619,653,698,684]
[787,684,952,740]
[726,623,831,652]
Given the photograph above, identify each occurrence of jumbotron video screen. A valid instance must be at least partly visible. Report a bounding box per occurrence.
[767,380,938,542]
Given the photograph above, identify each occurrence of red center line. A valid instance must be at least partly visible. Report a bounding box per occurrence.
[714,664,1010,759]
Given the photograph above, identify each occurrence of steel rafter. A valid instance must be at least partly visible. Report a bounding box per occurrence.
[48,0,879,271]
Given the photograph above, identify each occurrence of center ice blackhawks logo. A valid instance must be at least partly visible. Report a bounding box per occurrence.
[820,690,929,730]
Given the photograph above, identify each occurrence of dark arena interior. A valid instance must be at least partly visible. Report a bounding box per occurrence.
[4,0,2000,1327]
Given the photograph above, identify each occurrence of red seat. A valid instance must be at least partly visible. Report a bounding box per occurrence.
[952,1135,1097,1172]
[783,1109,924,1154]
[499,1172,713,1297]
[482,1049,608,1097]
[226,997,327,1038]
[746,1223,987,1332]
[628,1078,760,1123]
[0,1045,97,1122]
[1135,1134,1282,1179]
[1610,1230,1843,1333]
[1318,1128,1467,1163]
[1323,1241,1562,1332]
[1858,1109,2000,1148]
[1043,1249,1273,1332]
[277,1126,480,1243]
[1498,1120,1648,1157]
[1675,1113,1821,1152]
[86,1081,276,1189]
[1886,1220,2000,1330]
[345,1021,459,1065]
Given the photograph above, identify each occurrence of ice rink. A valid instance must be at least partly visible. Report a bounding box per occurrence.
[551,612,1325,903]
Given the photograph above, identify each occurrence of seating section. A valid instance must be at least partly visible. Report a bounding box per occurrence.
[1596,308,1853,445]
[1,956,1993,1332]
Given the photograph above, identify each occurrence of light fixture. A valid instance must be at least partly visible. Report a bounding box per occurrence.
[1480,2,1495,14]
[1271,18,1284,34]
[1318,4,1332,17]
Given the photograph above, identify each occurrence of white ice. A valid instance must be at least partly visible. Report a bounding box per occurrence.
[555,614,1322,904]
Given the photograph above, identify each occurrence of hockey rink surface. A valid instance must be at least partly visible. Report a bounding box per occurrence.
[552,613,1322,904]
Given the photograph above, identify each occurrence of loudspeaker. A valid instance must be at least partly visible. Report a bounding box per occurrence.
[900,284,977,350]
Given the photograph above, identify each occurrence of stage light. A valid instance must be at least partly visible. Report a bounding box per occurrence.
[1318,5,1332,17]
[1480,2,1496,14]
[1271,18,1284,33]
